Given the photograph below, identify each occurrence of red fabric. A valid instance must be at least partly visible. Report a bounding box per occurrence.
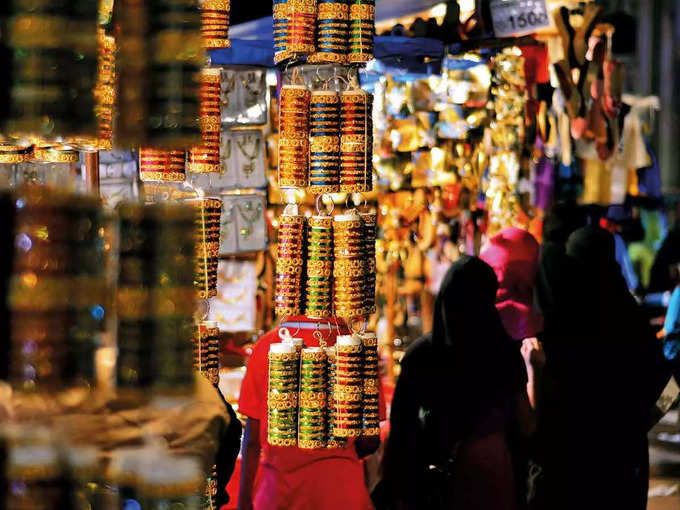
[480,228,544,340]
[520,44,550,86]
[238,316,383,510]
[223,457,241,510]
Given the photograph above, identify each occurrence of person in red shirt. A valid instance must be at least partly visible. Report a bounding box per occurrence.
[237,316,384,510]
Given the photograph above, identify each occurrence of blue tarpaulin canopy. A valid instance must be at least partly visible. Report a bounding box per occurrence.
[209,36,444,68]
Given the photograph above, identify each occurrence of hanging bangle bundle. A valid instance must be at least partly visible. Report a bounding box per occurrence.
[287,0,317,56]
[298,347,328,449]
[305,215,334,318]
[333,211,366,319]
[268,342,299,447]
[325,346,345,447]
[348,0,375,63]
[275,210,306,318]
[186,197,222,299]
[199,0,231,49]
[360,212,377,315]
[116,0,203,148]
[273,0,290,64]
[308,0,349,64]
[188,68,222,174]
[333,335,363,438]
[139,148,187,182]
[95,29,116,150]
[359,332,380,437]
[9,188,105,391]
[2,2,98,141]
[278,85,311,188]
[116,203,196,400]
[309,90,341,194]
[340,89,373,193]
[193,321,220,387]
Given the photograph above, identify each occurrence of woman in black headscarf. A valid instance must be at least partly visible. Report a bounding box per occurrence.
[379,256,537,510]
[537,226,668,510]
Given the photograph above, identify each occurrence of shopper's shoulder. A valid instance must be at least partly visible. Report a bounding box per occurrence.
[402,334,434,367]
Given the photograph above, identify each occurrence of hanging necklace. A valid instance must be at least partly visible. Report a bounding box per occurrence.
[241,71,262,108]
[221,202,235,241]
[236,134,261,176]
[236,199,262,240]
[222,71,236,107]
[221,137,232,169]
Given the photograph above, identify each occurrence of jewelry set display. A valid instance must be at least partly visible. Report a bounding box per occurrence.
[267,329,380,449]
[221,68,268,125]
[273,0,375,65]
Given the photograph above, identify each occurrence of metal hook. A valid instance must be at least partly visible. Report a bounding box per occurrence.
[315,194,334,216]
[349,317,367,335]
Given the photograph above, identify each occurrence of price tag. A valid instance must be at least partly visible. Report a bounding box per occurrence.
[490,0,550,38]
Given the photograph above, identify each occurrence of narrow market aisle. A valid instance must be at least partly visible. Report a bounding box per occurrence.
[649,411,680,510]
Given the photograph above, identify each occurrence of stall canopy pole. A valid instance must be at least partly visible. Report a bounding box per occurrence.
[84,151,100,195]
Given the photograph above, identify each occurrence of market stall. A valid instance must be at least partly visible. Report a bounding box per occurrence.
[0,0,673,509]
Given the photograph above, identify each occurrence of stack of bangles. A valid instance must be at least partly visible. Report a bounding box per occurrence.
[139,147,187,182]
[340,90,373,193]
[360,332,380,437]
[287,0,316,56]
[10,187,104,391]
[194,321,220,387]
[145,0,203,148]
[348,0,374,63]
[308,0,349,64]
[0,143,32,168]
[309,90,340,193]
[275,212,306,318]
[187,197,222,299]
[333,335,363,438]
[325,346,345,448]
[188,68,222,174]
[273,0,290,64]
[333,211,366,319]
[115,203,196,398]
[298,347,328,449]
[278,85,310,188]
[360,211,377,314]
[95,29,115,150]
[305,215,333,318]
[199,0,231,49]
[267,343,299,447]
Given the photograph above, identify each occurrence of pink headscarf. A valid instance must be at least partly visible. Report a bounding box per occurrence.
[480,227,544,340]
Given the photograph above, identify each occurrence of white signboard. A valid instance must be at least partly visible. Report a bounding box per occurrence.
[490,0,550,38]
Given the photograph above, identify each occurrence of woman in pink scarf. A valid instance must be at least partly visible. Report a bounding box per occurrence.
[481,227,545,510]
[481,227,544,341]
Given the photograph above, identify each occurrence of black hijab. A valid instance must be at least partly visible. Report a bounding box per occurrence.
[382,257,526,503]
[565,226,639,339]
[562,227,668,436]
[536,201,587,339]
